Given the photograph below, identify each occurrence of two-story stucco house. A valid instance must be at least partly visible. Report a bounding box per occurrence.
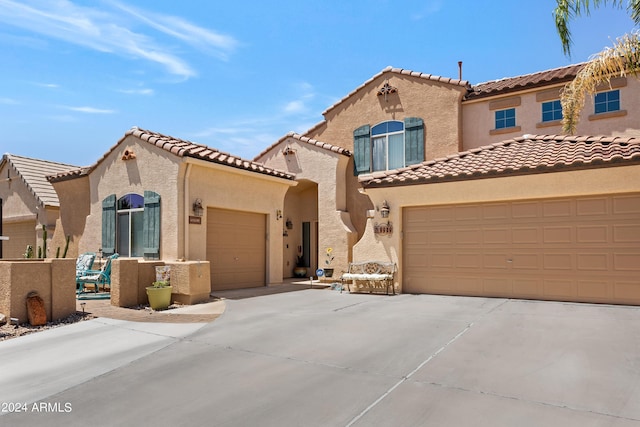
[257,63,640,305]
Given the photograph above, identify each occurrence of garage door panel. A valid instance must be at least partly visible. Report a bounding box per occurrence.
[613,224,640,242]
[577,225,608,243]
[543,280,577,298]
[577,197,609,216]
[456,253,481,269]
[512,227,539,244]
[577,253,609,271]
[577,281,610,299]
[614,253,640,271]
[614,282,640,300]
[403,193,640,305]
[482,203,509,220]
[483,228,509,244]
[483,254,510,269]
[613,194,640,214]
[543,226,573,243]
[543,200,573,217]
[483,278,512,295]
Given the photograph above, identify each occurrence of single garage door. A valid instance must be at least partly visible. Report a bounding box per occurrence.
[403,193,640,305]
[2,221,36,259]
[207,208,266,291]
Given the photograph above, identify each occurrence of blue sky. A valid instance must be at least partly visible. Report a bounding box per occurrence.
[0,0,635,166]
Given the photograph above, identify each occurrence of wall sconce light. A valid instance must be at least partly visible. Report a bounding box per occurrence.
[285,218,293,229]
[380,200,390,218]
[276,209,283,220]
[193,198,204,217]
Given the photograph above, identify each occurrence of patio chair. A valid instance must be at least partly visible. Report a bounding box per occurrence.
[77,253,119,294]
[75,252,96,282]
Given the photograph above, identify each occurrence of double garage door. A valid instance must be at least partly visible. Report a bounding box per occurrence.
[207,208,266,291]
[403,193,640,305]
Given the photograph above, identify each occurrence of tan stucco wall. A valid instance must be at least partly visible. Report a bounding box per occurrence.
[184,159,294,285]
[50,175,91,258]
[257,137,356,277]
[358,164,640,293]
[0,258,75,322]
[80,137,181,259]
[462,77,640,149]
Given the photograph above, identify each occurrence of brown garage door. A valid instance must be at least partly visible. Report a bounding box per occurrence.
[207,208,266,291]
[2,221,36,259]
[403,194,640,305]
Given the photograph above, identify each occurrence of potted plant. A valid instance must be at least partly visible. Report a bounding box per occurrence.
[324,247,335,277]
[146,266,173,310]
[293,245,307,278]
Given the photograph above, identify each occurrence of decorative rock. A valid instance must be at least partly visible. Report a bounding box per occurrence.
[0,313,6,326]
[26,291,47,326]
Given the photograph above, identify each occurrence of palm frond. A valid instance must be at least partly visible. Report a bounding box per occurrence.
[561,31,640,134]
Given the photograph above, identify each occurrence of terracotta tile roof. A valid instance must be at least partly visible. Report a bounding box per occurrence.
[254,131,351,160]
[359,134,640,188]
[322,66,471,116]
[466,63,586,100]
[1,154,79,207]
[49,127,295,182]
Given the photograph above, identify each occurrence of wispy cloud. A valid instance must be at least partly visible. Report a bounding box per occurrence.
[32,82,60,88]
[0,0,239,79]
[63,106,116,114]
[109,0,238,61]
[118,88,154,96]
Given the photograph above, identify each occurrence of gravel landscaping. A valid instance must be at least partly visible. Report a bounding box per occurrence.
[0,311,96,342]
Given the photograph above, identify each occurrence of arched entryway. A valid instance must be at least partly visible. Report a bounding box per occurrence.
[282,180,318,278]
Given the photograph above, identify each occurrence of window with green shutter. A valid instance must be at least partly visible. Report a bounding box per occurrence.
[101,191,161,259]
[352,117,424,175]
[143,191,161,259]
[101,194,116,256]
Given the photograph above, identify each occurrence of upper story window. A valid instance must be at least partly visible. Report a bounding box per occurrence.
[495,108,516,129]
[542,100,563,122]
[371,121,405,171]
[353,118,424,175]
[594,89,620,114]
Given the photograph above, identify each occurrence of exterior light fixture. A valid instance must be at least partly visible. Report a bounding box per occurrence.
[193,198,204,217]
[285,218,293,229]
[380,200,390,218]
[276,209,283,220]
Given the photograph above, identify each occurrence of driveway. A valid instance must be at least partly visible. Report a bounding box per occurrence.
[2,289,640,426]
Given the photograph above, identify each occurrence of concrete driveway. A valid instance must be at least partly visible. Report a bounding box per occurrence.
[2,289,640,426]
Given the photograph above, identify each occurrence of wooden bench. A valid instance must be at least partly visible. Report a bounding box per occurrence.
[341,261,397,295]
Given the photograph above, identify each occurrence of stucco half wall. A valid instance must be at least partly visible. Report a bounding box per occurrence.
[356,164,640,301]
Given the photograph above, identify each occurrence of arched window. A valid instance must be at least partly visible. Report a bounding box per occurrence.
[353,117,424,175]
[102,191,161,259]
[371,120,405,171]
[117,193,144,257]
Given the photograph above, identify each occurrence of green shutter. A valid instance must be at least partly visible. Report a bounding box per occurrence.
[404,117,424,166]
[353,124,371,175]
[102,194,116,256]
[143,191,161,259]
